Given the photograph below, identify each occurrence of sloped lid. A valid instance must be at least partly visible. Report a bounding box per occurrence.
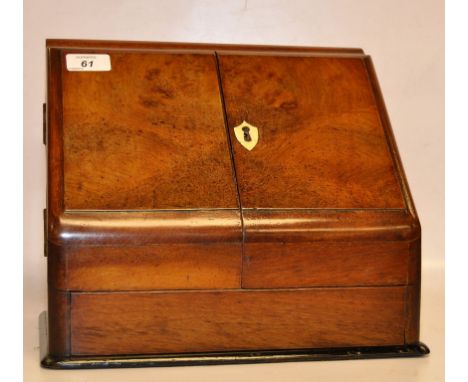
[217,52,417,242]
[218,53,405,210]
[59,50,238,211]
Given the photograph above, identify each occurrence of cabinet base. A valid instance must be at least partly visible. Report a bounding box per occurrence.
[39,311,429,369]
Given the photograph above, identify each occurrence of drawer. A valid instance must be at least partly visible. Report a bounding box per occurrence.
[70,287,406,355]
[242,241,410,288]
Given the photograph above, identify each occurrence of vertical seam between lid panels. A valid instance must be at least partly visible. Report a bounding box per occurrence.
[214,52,245,289]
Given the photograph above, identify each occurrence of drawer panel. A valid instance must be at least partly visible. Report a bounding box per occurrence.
[243,241,409,288]
[71,287,406,355]
[66,243,241,291]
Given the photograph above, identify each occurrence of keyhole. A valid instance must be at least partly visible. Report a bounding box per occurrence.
[242,126,252,142]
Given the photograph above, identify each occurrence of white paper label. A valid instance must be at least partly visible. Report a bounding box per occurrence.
[66,54,111,71]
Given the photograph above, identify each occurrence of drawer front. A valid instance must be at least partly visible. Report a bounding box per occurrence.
[71,287,406,355]
[65,243,241,291]
[243,241,409,288]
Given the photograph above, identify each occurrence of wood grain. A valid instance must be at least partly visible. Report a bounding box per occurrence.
[218,54,405,209]
[71,288,406,355]
[61,51,237,210]
[65,243,241,291]
[242,209,419,243]
[48,210,242,246]
[243,241,410,288]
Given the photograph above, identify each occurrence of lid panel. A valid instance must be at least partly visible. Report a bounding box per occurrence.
[61,51,238,210]
[218,54,405,209]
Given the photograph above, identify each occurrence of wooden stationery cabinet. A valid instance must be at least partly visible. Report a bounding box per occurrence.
[41,39,428,368]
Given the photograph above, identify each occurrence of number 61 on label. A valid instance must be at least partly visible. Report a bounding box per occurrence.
[66,54,111,72]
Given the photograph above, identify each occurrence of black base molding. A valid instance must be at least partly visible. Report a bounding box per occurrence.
[39,312,430,370]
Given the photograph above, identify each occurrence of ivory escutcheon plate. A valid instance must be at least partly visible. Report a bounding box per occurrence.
[233,120,259,151]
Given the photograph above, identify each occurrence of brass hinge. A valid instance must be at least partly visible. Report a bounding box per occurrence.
[42,103,47,145]
[43,208,48,257]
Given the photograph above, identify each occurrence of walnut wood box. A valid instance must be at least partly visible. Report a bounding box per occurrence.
[42,39,428,368]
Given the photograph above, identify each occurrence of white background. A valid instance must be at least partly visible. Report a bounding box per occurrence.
[22,1,444,381]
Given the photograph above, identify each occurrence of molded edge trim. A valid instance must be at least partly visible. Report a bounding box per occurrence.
[45,39,364,55]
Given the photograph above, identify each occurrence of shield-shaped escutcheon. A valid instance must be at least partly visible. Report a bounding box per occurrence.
[233,121,259,151]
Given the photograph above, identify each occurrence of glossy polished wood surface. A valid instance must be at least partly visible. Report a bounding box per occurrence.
[71,287,406,355]
[62,51,237,210]
[48,210,242,246]
[242,209,419,242]
[218,54,405,209]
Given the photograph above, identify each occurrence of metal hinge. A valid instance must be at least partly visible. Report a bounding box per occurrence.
[42,103,47,145]
[43,208,48,257]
